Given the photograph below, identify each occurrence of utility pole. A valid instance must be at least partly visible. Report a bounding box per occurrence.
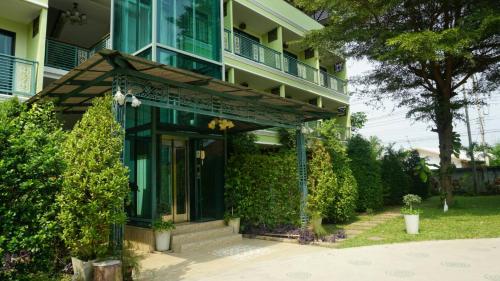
[463,87,479,195]
[474,75,489,185]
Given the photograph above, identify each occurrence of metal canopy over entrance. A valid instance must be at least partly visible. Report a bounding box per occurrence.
[29,49,336,130]
[29,49,337,238]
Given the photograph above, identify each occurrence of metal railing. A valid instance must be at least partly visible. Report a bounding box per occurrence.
[223,30,348,96]
[46,34,111,70]
[283,54,318,84]
[0,53,38,97]
[320,70,347,95]
[233,32,281,70]
[224,29,231,51]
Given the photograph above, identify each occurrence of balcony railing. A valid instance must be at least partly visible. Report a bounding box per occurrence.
[46,34,111,71]
[320,70,347,95]
[283,54,317,84]
[224,30,347,96]
[233,32,282,70]
[0,53,38,97]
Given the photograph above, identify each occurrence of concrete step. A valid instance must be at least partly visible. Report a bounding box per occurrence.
[172,226,235,251]
[178,234,243,253]
[172,220,225,235]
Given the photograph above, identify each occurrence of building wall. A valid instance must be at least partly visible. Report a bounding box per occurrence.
[0,0,48,97]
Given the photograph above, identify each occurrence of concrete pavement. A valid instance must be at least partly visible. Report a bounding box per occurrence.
[137,238,500,281]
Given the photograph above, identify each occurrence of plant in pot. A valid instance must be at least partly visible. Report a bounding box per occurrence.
[401,194,422,234]
[58,96,129,281]
[152,219,175,251]
[122,242,142,281]
[224,209,240,234]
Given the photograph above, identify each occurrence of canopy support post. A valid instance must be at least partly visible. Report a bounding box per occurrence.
[111,74,127,257]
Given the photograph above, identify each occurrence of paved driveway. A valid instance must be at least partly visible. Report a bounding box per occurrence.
[138,238,500,281]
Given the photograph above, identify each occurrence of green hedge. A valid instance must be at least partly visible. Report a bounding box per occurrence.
[317,120,358,222]
[347,135,383,211]
[225,151,300,229]
[381,147,411,205]
[0,99,65,280]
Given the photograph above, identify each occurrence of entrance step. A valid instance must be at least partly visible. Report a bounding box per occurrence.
[172,220,225,235]
[171,220,242,253]
[172,226,235,248]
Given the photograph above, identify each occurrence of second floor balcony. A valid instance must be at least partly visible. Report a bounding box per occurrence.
[224,29,347,96]
[45,35,111,71]
[0,53,38,97]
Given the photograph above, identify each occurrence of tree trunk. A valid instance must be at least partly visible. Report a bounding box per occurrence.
[436,89,454,205]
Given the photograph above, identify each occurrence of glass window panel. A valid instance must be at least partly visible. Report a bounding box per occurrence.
[114,0,152,54]
[157,139,172,217]
[157,47,221,78]
[157,0,221,61]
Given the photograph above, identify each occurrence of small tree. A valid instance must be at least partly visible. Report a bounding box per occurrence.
[58,96,129,260]
[308,140,336,217]
[347,135,383,211]
[0,99,65,279]
[317,119,358,222]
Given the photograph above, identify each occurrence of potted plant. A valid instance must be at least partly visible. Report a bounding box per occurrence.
[224,210,240,234]
[122,242,142,281]
[401,194,422,234]
[152,219,175,251]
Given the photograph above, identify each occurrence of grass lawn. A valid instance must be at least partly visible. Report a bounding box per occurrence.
[330,195,500,248]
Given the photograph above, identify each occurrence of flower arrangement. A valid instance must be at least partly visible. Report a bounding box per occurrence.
[208,118,235,130]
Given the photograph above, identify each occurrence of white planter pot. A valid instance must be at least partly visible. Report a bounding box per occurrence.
[155,230,171,251]
[404,214,419,234]
[71,257,96,281]
[228,218,240,234]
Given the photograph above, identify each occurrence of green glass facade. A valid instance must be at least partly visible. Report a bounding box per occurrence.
[113,0,152,54]
[113,0,222,79]
[157,0,221,62]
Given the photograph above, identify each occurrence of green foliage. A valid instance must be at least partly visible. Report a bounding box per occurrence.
[152,220,175,231]
[278,128,296,150]
[316,119,358,222]
[350,112,367,132]
[405,150,431,199]
[58,96,129,260]
[295,0,500,201]
[308,140,336,217]
[491,143,500,166]
[225,151,300,230]
[0,99,66,280]
[309,212,327,238]
[122,242,142,281]
[401,194,422,215]
[227,132,259,156]
[347,135,383,211]
[381,147,411,205]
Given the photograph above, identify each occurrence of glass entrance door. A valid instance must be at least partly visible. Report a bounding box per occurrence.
[157,136,188,223]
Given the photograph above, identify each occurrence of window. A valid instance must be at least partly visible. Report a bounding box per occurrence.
[113,0,152,54]
[0,29,15,55]
[157,0,221,61]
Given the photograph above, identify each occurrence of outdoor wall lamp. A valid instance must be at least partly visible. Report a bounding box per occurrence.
[114,86,142,108]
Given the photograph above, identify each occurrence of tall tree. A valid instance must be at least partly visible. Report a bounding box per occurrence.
[295,0,500,204]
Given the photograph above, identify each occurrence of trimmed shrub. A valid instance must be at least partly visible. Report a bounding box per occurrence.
[317,120,358,222]
[308,140,336,217]
[381,147,411,205]
[347,135,383,211]
[58,96,129,260]
[225,151,300,230]
[0,99,65,280]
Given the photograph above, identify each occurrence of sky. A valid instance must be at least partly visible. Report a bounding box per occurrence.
[347,58,500,151]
